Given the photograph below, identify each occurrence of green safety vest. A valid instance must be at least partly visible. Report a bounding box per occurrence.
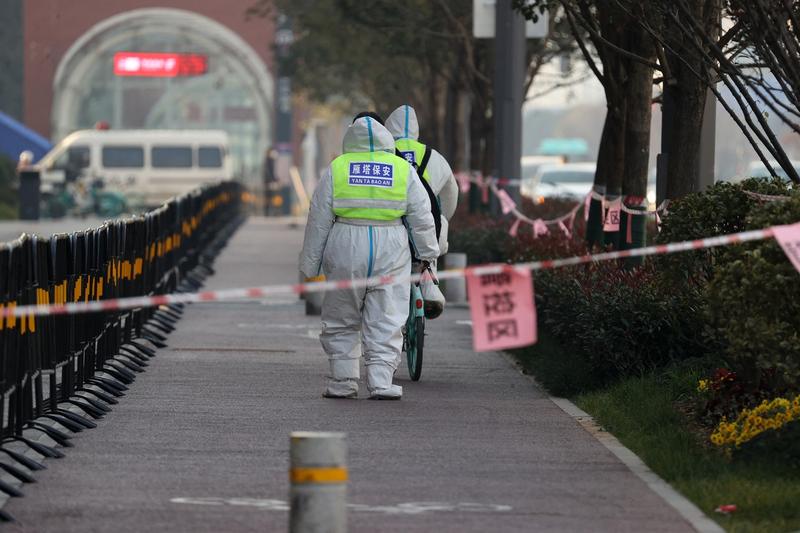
[331,151,409,221]
[395,138,431,182]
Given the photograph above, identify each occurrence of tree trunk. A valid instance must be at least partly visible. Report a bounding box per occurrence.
[663,0,720,199]
[619,11,655,261]
[598,96,626,250]
[453,90,470,171]
[619,52,654,265]
[443,76,459,164]
[663,72,707,199]
[426,70,443,150]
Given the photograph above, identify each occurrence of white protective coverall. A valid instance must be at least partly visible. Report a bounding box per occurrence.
[299,117,439,399]
[385,105,458,311]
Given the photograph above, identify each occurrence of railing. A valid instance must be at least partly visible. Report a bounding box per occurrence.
[0,181,245,509]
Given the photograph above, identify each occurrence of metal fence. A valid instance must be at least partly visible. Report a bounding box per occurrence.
[0,181,244,512]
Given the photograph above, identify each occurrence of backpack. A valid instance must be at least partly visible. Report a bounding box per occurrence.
[397,146,441,241]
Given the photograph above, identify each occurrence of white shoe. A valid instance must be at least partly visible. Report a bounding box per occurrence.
[323,379,358,399]
[369,384,402,400]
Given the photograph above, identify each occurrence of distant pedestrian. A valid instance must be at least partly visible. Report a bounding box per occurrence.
[263,147,278,216]
[16,150,34,172]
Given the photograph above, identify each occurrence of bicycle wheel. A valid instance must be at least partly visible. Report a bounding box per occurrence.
[406,315,425,381]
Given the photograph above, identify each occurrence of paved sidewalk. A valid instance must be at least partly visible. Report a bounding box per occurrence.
[2,217,697,532]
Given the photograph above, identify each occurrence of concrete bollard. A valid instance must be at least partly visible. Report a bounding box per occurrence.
[289,431,347,533]
[442,253,467,304]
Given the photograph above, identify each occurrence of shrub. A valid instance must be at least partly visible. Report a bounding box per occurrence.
[447,211,511,265]
[656,177,791,284]
[706,193,800,391]
[535,262,707,385]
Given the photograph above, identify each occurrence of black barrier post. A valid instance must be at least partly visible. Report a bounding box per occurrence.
[0,181,246,511]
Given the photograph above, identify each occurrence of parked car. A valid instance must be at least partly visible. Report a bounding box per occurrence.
[528,162,597,202]
[525,162,658,207]
[520,155,564,198]
[746,160,800,182]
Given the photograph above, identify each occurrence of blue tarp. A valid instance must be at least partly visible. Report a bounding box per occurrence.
[0,110,52,163]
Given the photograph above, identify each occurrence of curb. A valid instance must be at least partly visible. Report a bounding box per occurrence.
[500,352,725,533]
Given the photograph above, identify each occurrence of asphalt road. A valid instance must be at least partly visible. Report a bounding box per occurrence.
[1,217,697,532]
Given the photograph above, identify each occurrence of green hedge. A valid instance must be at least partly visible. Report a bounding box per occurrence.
[707,193,800,390]
[656,177,791,283]
[534,264,707,390]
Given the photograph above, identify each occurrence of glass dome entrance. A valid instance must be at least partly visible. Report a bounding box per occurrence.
[52,9,273,184]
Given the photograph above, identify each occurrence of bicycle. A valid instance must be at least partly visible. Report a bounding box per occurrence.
[403,262,438,381]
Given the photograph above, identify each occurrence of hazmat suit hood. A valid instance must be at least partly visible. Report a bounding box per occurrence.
[343,117,396,154]
[386,105,420,141]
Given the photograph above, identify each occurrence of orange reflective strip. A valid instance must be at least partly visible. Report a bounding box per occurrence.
[134,258,143,277]
[290,467,348,485]
[6,302,16,329]
[74,276,83,302]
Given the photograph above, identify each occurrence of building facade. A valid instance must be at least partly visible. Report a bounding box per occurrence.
[20,0,277,179]
[0,0,24,121]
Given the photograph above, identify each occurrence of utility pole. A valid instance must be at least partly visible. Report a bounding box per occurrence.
[492,0,526,212]
[275,13,294,215]
[697,88,716,189]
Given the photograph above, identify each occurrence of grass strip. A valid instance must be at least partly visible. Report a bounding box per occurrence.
[513,333,800,533]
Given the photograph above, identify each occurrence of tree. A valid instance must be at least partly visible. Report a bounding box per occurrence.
[518,1,658,250]
[250,0,578,177]
[612,0,800,189]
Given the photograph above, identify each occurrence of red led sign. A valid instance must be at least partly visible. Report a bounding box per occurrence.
[113,52,208,77]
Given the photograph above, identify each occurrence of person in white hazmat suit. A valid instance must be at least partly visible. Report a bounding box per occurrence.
[299,116,440,400]
[385,105,458,319]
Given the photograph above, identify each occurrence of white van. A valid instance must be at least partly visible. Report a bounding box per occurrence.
[36,129,233,207]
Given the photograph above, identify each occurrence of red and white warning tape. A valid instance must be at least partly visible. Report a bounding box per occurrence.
[458,173,668,239]
[0,226,782,319]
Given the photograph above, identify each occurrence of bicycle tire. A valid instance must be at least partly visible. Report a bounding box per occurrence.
[407,316,425,381]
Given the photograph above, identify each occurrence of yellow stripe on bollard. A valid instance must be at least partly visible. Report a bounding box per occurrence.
[290,467,348,484]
